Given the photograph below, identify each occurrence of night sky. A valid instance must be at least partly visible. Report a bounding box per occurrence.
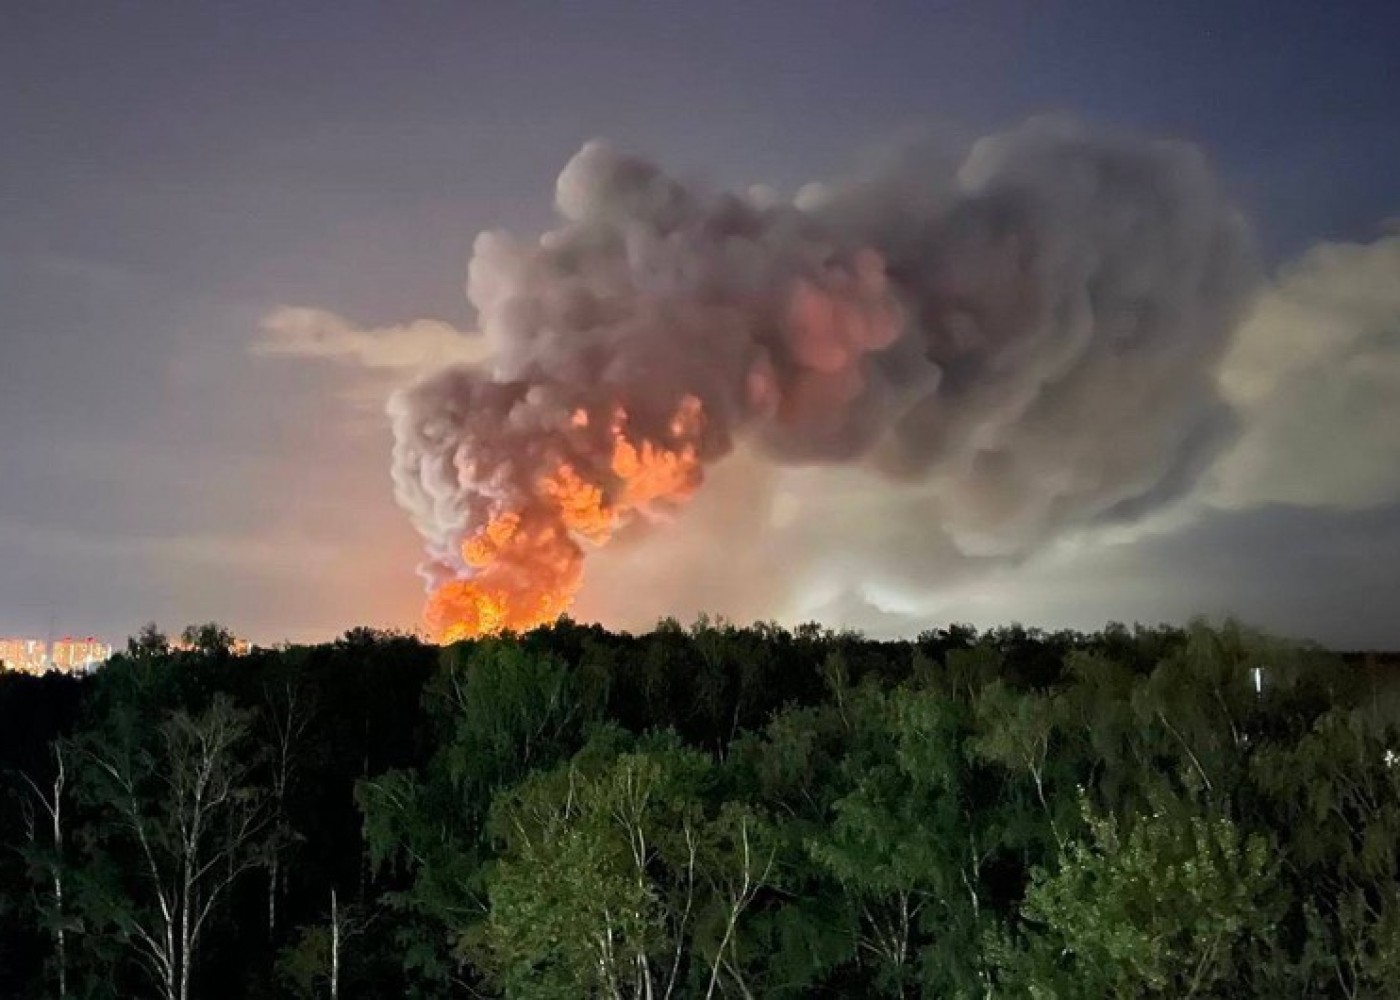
[3,1,1398,647]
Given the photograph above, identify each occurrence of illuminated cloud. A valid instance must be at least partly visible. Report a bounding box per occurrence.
[1210,231,1400,510]
[253,306,490,372]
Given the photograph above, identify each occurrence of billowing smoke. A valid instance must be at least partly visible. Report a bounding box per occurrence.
[388,117,1257,640]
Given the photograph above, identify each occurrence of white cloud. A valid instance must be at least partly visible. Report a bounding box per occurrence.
[1209,231,1400,510]
[252,306,490,371]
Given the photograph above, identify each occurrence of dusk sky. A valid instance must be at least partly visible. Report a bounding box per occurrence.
[4,2,1399,648]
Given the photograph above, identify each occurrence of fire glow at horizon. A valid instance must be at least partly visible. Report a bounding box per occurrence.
[425,396,706,641]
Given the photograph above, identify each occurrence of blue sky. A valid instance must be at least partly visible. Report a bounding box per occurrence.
[3,2,1398,646]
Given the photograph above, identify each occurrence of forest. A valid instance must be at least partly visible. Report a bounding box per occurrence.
[1,617,1398,999]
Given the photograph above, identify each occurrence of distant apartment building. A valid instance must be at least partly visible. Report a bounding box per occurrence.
[0,636,113,675]
[51,637,113,671]
[0,638,47,673]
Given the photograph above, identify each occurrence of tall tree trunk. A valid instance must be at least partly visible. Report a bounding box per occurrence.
[179,898,192,1000]
[330,888,340,1000]
[268,857,279,937]
[51,751,68,1000]
[23,744,70,1000]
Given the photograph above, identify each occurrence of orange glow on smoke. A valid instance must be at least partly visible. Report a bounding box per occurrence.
[542,463,612,542]
[611,395,703,508]
[426,395,705,642]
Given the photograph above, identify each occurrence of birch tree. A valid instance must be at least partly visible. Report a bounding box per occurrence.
[78,695,268,1000]
[276,885,370,1000]
[482,734,773,998]
[263,680,312,938]
[19,740,71,1000]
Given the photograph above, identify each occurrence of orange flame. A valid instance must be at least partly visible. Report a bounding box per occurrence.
[425,512,583,644]
[426,395,706,642]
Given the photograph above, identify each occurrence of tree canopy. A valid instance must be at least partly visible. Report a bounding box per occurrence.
[1,618,1398,998]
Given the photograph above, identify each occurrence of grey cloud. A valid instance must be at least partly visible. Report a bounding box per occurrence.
[1210,231,1400,510]
[384,118,1258,625]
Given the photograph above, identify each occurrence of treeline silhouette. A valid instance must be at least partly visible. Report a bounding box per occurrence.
[1,618,1398,998]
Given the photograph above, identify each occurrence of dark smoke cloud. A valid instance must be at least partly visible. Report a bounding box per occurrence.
[389,117,1257,602]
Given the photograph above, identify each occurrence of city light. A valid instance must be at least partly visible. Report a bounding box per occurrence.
[0,637,113,675]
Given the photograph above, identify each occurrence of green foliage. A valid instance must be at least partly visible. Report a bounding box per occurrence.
[356,639,602,992]
[1006,794,1280,998]
[277,922,333,999]
[756,679,1003,996]
[482,734,705,996]
[480,731,778,998]
[1,618,1398,997]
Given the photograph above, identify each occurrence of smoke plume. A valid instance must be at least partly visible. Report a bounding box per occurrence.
[1211,230,1400,510]
[388,118,1257,640]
